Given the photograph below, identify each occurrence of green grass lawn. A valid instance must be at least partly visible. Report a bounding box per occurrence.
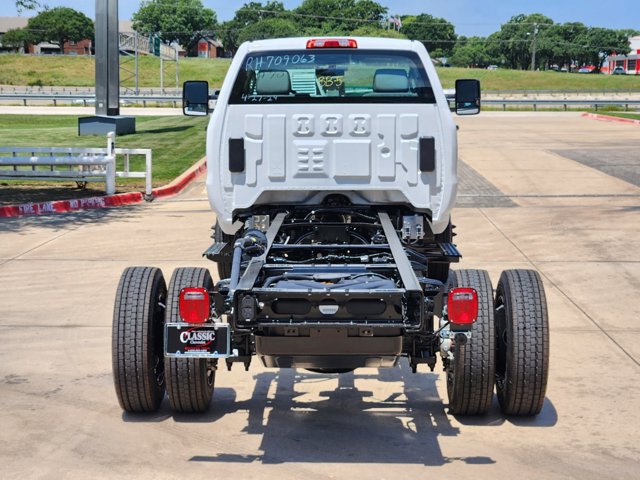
[594,112,640,120]
[1,54,639,91]
[436,67,640,91]
[0,55,231,89]
[0,115,208,187]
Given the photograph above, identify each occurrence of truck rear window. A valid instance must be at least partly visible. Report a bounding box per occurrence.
[229,49,435,104]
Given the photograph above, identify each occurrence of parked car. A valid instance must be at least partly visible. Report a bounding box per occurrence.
[612,66,626,75]
[486,65,498,70]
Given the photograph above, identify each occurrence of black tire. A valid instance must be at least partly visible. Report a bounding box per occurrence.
[495,269,549,416]
[164,267,216,413]
[429,220,453,283]
[446,269,495,415]
[112,266,167,413]
[214,221,233,280]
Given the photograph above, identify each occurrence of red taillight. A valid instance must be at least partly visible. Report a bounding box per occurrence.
[178,287,210,324]
[306,38,357,49]
[447,288,478,325]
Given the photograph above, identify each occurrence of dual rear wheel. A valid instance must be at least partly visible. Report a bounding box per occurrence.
[112,266,216,414]
[112,265,549,417]
[445,268,549,416]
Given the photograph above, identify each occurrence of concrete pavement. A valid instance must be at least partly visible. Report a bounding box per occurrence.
[0,112,639,479]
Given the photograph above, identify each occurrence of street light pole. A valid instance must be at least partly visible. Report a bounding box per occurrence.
[531,23,539,71]
[95,0,119,116]
[79,0,135,135]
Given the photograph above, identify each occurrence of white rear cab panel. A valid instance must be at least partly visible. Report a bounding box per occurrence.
[206,38,458,234]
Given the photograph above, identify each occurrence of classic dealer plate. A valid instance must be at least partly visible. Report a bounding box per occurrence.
[164,323,230,358]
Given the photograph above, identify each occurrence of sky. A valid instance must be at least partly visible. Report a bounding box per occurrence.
[2,0,639,37]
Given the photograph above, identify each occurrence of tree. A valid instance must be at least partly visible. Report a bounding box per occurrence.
[575,27,630,71]
[237,18,298,44]
[132,0,217,51]
[234,1,287,26]
[491,14,554,70]
[538,22,588,70]
[484,31,506,66]
[450,36,491,68]
[27,7,94,51]
[401,14,456,58]
[220,2,287,52]
[294,0,387,35]
[350,25,406,39]
[15,0,41,13]
[1,28,31,52]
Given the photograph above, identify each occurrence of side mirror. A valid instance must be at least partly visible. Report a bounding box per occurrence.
[183,80,210,116]
[455,79,481,115]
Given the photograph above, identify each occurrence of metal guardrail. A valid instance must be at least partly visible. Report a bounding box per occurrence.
[0,93,183,107]
[442,92,639,111]
[0,87,182,95]
[1,93,639,110]
[484,89,640,95]
[482,98,640,111]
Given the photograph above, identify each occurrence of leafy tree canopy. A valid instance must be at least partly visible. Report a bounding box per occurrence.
[1,28,31,50]
[15,0,41,13]
[27,7,94,49]
[350,24,406,39]
[132,0,217,51]
[491,13,554,70]
[219,2,287,52]
[450,36,491,68]
[575,27,629,70]
[237,17,298,44]
[401,14,456,58]
[294,0,387,35]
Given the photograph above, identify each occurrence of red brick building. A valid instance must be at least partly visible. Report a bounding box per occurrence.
[192,37,224,58]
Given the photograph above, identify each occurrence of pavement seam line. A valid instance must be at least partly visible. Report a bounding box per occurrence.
[477,207,640,368]
[0,223,84,268]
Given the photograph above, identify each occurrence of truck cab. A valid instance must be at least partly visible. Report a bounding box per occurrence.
[185,37,480,235]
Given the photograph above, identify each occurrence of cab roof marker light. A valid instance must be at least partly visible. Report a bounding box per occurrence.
[179,287,210,324]
[306,38,357,49]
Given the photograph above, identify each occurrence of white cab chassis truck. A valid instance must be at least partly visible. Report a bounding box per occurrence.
[113,38,549,417]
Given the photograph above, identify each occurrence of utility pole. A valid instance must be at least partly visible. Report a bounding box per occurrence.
[530,23,539,71]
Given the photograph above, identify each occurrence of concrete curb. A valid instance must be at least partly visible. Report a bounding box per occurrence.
[0,157,207,218]
[581,112,640,125]
[152,156,207,199]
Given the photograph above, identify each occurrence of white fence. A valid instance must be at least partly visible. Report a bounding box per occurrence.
[0,132,152,197]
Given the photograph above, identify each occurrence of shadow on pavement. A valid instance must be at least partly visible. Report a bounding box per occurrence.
[0,204,145,233]
[183,361,501,466]
[0,184,109,207]
[121,363,556,465]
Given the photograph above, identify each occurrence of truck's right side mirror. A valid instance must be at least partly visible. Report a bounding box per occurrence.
[455,79,481,115]
[183,80,210,116]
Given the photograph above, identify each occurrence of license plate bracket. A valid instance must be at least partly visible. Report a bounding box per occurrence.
[165,323,231,358]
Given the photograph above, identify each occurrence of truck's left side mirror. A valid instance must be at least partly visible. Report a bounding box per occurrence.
[455,79,481,115]
[183,80,210,116]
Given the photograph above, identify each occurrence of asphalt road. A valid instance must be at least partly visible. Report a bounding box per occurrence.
[1,112,639,479]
